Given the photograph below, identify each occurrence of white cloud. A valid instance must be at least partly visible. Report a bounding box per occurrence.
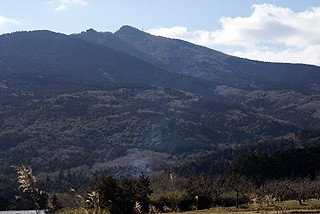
[48,0,89,11]
[148,4,320,66]
[0,16,21,34]
[0,16,20,27]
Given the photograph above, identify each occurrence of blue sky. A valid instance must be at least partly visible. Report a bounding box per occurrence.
[1,0,320,65]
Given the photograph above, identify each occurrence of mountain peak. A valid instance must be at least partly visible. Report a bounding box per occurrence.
[115,25,149,42]
[85,28,98,34]
[117,25,142,33]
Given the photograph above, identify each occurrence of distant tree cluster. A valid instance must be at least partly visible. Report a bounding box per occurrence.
[230,145,320,184]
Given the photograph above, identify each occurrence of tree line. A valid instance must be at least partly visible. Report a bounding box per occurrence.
[1,144,320,213]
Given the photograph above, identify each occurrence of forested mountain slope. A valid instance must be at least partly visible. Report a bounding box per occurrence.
[76,26,320,129]
[0,28,319,189]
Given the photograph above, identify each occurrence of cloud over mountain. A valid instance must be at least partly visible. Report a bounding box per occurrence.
[148,4,320,65]
[0,16,20,33]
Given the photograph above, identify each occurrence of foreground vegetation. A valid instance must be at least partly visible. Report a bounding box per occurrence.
[3,166,320,213]
[2,145,320,213]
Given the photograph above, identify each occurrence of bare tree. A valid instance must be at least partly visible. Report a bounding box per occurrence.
[313,176,320,200]
[288,178,313,205]
[220,174,255,208]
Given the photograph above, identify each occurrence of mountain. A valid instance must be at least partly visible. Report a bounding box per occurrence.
[1,30,228,101]
[0,27,319,190]
[73,28,162,67]
[114,26,320,91]
[75,26,320,129]
[0,30,197,90]
[76,26,320,92]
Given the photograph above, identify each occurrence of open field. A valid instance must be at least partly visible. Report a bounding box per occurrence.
[54,199,320,213]
[167,200,320,214]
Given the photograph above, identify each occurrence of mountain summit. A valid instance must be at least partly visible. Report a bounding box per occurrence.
[77,26,320,92]
[115,26,320,91]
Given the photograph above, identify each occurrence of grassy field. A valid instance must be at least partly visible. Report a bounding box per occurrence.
[168,199,320,214]
[55,199,320,214]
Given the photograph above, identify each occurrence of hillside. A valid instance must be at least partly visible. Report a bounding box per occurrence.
[0,30,212,90]
[76,26,320,129]
[0,27,320,190]
[0,83,298,187]
[114,26,320,91]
